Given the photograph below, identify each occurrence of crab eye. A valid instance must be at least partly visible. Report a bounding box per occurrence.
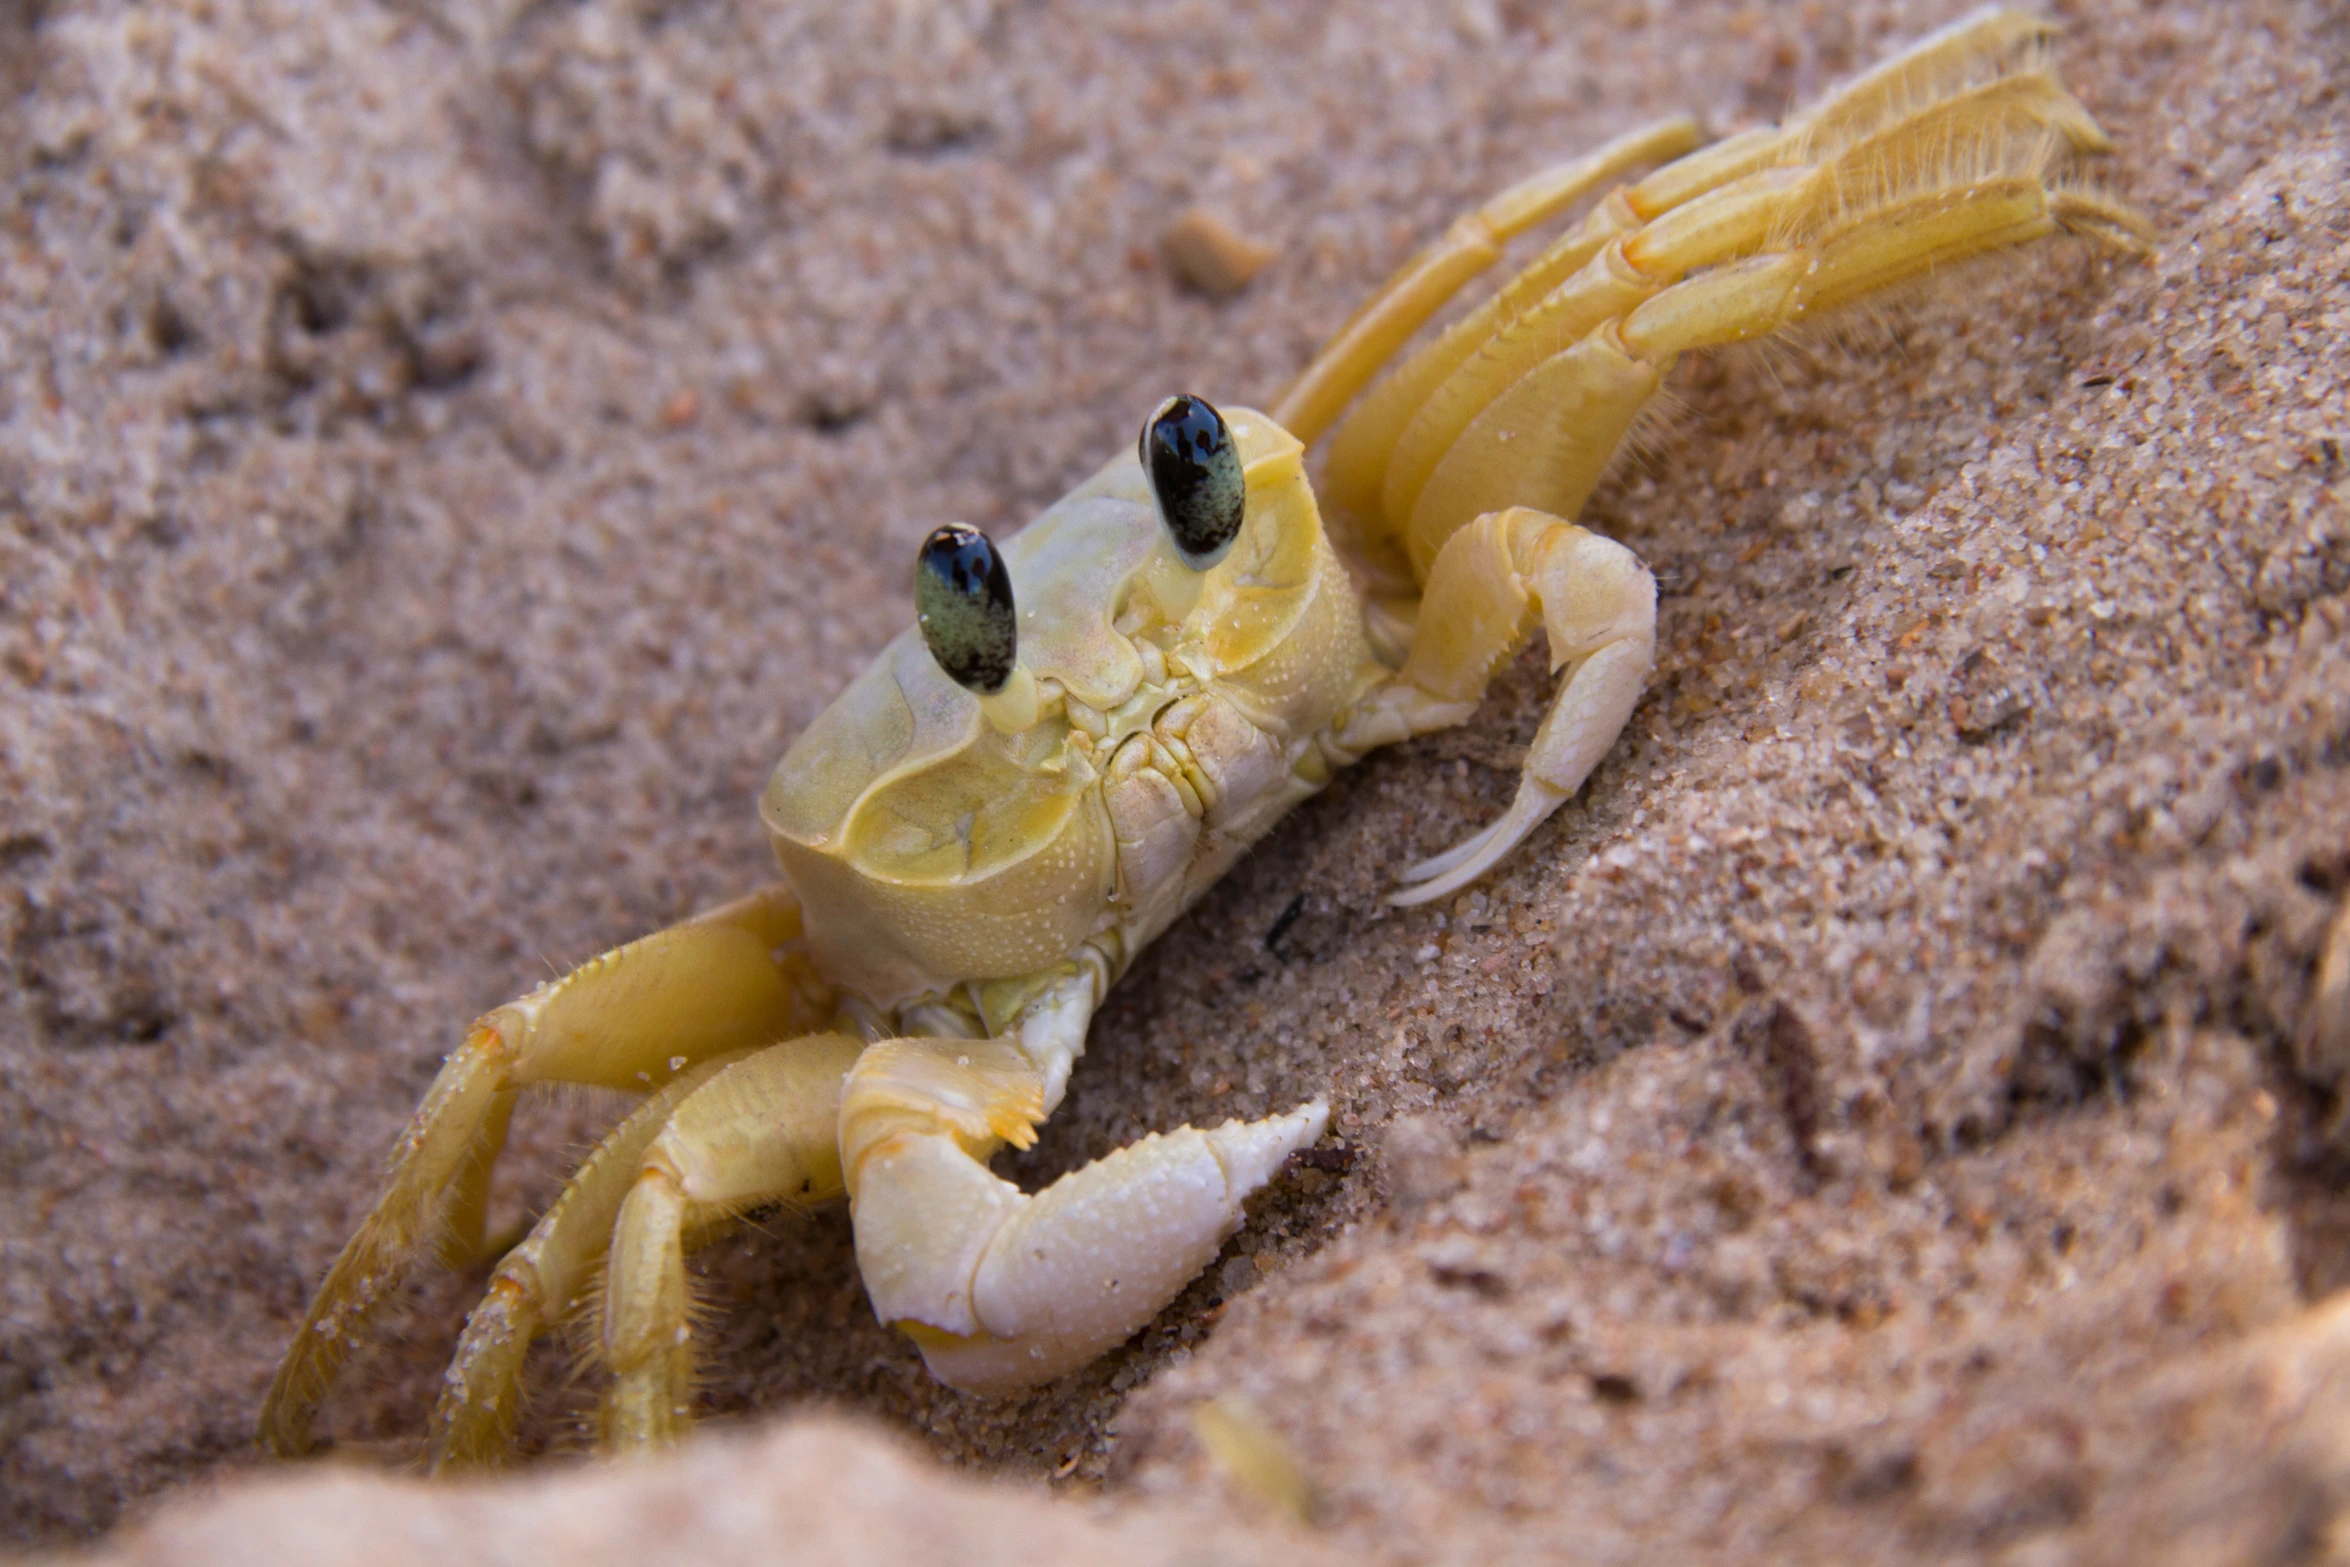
[915,523,1017,694]
[1140,394,1245,570]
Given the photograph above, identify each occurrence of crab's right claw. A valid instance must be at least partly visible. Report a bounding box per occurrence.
[840,1036,1329,1392]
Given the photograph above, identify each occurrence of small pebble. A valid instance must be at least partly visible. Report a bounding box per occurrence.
[1161,207,1278,299]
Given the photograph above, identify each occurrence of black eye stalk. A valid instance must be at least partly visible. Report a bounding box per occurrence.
[915,523,1016,694]
[1141,394,1245,569]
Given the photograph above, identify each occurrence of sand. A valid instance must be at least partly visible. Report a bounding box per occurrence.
[4,0,2347,1560]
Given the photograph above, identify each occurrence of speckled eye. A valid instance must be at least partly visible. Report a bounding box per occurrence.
[915,523,1016,694]
[1140,394,1245,570]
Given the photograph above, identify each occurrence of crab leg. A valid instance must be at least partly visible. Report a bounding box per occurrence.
[1335,509,1656,906]
[1788,3,2066,152]
[1386,89,2124,570]
[1324,3,2119,566]
[435,1088,517,1268]
[598,1033,864,1449]
[258,882,832,1458]
[1318,139,1750,534]
[428,1057,733,1470]
[1270,115,1705,449]
[835,977,1327,1393]
[1278,6,2068,455]
[1341,141,2153,903]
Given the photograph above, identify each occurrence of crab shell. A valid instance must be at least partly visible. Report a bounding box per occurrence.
[761,411,1384,1017]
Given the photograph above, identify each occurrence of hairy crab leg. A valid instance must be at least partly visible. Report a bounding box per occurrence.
[434,1088,517,1268]
[1788,3,2064,153]
[1323,4,2113,569]
[598,1034,865,1450]
[1317,134,1754,537]
[258,882,832,1458]
[1381,77,2125,569]
[1270,115,1705,451]
[428,1056,735,1470]
[1287,4,2077,472]
[836,1018,1327,1394]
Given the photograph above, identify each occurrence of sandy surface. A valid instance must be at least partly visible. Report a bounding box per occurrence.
[48,1415,1331,1567]
[4,0,2347,1560]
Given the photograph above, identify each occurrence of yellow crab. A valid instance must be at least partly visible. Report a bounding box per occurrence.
[260,7,2147,1466]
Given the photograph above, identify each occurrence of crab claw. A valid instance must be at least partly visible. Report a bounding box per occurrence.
[841,1049,1329,1395]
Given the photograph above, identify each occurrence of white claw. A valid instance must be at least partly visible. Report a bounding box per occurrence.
[1205,1101,1332,1193]
[895,1100,1331,1395]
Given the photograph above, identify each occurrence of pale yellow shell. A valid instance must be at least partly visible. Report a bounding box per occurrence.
[761,412,1385,1009]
